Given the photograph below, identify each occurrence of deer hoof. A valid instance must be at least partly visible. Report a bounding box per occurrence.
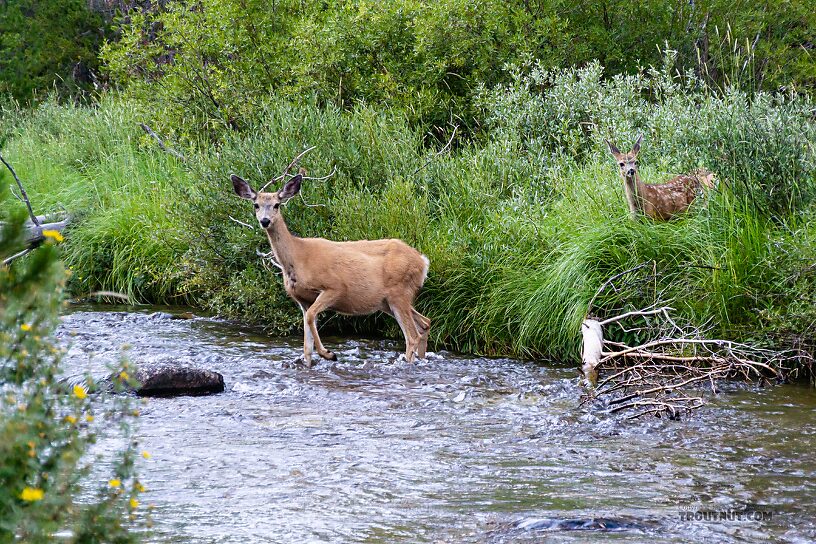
[293,356,314,368]
[324,351,338,361]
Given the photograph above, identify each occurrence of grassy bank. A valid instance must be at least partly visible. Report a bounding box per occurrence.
[1,65,814,361]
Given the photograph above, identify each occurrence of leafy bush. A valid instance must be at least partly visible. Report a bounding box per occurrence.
[478,61,816,216]
[100,0,816,137]
[0,0,110,102]
[0,211,145,541]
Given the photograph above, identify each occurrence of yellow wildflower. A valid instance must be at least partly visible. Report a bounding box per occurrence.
[119,371,130,381]
[64,415,77,425]
[73,385,87,400]
[20,487,44,502]
[20,323,31,332]
[141,450,151,459]
[129,498,139,509]
[109,479,121,488]
[85,414,94,423]
[41,230,64,242]
[134,481,146,493]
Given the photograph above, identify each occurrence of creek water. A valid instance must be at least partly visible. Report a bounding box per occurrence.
[57,306,816,543]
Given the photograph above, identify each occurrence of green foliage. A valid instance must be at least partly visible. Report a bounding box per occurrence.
[0,210,144,541]
[0,98,187,303]
[0,0,109,102]
[479,61,816,216]
[101,0,816,136]
[4,62,816,360]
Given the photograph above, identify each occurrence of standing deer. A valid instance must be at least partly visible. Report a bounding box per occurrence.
[230,166,430,367]
[606,135,715,220]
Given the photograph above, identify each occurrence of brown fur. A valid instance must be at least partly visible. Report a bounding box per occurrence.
[231,173,430,366]
[607,135,715,220]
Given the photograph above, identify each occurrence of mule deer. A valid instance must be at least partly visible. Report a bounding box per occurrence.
[230,167,430,367]
[606,135,715,220]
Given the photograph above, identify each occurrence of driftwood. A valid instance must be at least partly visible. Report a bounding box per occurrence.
[580,305,788,419]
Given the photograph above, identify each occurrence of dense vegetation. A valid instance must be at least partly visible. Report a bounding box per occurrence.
[100,0,816,136]
[2,62,814,360]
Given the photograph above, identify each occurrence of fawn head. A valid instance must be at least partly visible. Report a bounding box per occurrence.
[231,173,303,229]
[606,134,642,180]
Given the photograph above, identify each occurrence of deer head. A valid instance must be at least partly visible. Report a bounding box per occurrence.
[231,173,302,229]
[606,134,642,181]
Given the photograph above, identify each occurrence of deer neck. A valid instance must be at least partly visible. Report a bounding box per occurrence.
[264,215,299,269]
[622,171,644,217]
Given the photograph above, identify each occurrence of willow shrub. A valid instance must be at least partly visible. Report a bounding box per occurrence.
[0,210,145,541]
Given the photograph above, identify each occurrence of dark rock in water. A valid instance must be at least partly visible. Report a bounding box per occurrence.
[110,355,225,397]
[133,364,224,397]
[515,517,648,532]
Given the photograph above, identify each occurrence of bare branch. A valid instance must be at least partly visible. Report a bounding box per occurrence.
[413,125,459,176]
[2,247,33,266]
[599,306,674,327]
[0,150,40,225]
[228,215,255,230]
[302,165,337,182]
[139,123,186,161]
[587,261,654,314]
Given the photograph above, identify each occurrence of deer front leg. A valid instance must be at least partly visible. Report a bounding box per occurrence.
[389,300,420,362]
[297,302,316,367]
[304,291,340,363]
[411,308,431,359]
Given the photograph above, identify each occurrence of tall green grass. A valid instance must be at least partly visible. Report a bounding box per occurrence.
[0,98,189,301]
[1,64,814,360]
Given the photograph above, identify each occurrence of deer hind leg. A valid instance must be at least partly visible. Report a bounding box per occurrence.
[302,292,340,365]
[389,300,420,363]
[411,308,430,359]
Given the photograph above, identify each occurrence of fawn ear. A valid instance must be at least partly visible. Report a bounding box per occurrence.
[231,174,256,200]
[632,133,643,154]
[278,174,302,202]
[606,139,621,156]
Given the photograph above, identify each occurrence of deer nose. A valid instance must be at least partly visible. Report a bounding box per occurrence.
[626,168,636,176]
[260,218,271,228]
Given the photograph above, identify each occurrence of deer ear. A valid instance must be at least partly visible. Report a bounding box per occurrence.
[632,133,643,154]
[278,174,302,201]
[606,139,621,156]
[231,174,256,200]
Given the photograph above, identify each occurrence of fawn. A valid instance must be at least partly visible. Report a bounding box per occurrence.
[607,135,715,220]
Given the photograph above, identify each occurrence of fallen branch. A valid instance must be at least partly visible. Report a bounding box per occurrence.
[1,150,40,225]
[580,305,788,419]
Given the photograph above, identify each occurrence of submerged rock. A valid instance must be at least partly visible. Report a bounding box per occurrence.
[515,517,648,532]
[114,356,225,397]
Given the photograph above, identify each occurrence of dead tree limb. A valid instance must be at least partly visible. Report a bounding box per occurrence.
[139,123,186,161]
[260,146,316,192]
[1,150,39,225]
[580,305,788,419]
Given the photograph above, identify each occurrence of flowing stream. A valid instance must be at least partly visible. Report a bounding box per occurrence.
[57,306,816,543]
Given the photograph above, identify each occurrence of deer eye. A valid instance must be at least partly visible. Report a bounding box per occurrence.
[254,203,259,210]
[273,203,280,210]
[619,162,625,167]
